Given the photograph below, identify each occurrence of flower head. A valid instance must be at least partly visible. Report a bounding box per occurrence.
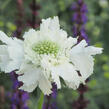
[0,16,103,95]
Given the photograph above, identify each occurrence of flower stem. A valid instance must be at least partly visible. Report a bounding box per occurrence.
[13,0,24,39]
[0,86,5,109]
[27,0,40,29]
[37,92,44,109]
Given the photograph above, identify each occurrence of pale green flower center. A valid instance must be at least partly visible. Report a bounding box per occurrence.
[33,40,59,55]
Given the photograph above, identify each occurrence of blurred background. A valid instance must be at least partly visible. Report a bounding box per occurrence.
[0,0,109,109]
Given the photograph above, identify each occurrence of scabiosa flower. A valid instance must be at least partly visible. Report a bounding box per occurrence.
[0,16,103,95]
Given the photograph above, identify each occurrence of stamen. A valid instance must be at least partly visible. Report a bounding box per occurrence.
[33,40,59,55]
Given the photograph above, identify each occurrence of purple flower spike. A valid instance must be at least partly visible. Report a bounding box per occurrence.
[71,0,89,43]
[10,72,29,109]
[71,0,90,109]
[78,0,83,5]
[81,4,88,13]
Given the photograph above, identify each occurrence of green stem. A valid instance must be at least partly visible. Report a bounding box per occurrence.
[37,92,44,109]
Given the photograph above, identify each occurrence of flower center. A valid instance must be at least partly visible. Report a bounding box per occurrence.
[32,40,59,55]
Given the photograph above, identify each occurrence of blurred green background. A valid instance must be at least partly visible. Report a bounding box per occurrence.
[0,0,109,109]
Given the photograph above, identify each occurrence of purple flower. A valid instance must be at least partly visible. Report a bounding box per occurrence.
[71,0,89,43]
[71,0,89,109]
[80,4,88,12]
[10,72,29,109]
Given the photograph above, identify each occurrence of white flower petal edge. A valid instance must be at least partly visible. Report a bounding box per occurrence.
[70,40,103,80]
[0,31,24,73]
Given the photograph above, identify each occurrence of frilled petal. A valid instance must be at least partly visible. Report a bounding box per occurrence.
[17,62,40,85]
[5,61,22,73]
[51,72,61,89]
[40,55,61,89]
[41,55,81,90]
[17,61,52,95]
[0,31,24,72]
[23,29,36,39]
[0,31,23,46]
[0,31,15,45]
[0,45,10,72]
[51,62,81,89]
[40,16,60,31]
[19,83,38,93]
[70,40,103,80]
[38,75,52,95]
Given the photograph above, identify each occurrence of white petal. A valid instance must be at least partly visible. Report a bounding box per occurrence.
[65,81,80,90]
[51,62,81,90]
[40,16,60,31]
[66,37,77,47]
[17,62,40,92]
[17,61,40,85]
[0,31,14,45]
[0,31,24,72]
[0,45,23,73]
[51,72,61,89]
[0,31,23,46]
[5,61,21,73]
[17,61,52,95]
[39,75,52,95]
[19,83,38,92]
[70,40,103,80]
[0,45,10,72]
[23,29,36,39]
[40,55,61,89]
[8,45,24,65]
[84,46,103,55]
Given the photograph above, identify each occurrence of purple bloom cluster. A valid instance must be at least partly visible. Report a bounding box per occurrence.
[71,0,89,109]
[71,0,89,43]
[10,72,29,109]
[43,83,58,109]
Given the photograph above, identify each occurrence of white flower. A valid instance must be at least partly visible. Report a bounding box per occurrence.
[0,16,103,95]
